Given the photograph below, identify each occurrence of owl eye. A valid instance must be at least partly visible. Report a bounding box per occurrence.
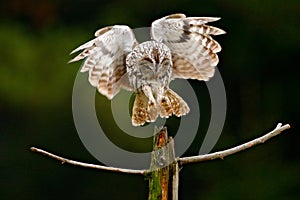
[139,63,154,74]
[142,65,152,71]
[161,60,171,67]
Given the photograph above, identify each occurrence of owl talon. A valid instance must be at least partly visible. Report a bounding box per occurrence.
[149,101,155,107]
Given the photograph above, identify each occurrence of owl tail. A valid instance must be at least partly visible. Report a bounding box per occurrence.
[131,89,190,126]
[160,88,190,118]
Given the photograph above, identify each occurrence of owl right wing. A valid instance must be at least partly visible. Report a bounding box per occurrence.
[69,25,138,99]
[151,13,225,81]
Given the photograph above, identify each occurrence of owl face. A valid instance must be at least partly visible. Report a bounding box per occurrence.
[126,41,173,91]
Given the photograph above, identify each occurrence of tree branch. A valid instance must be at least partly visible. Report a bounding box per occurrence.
[178,123,290,165]
[30,123,290,175]
[30,147,148,175]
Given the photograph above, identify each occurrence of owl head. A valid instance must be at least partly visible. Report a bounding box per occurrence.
[126,41,173,86]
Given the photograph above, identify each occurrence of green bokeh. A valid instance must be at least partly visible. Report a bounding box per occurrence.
[0,0,299,199]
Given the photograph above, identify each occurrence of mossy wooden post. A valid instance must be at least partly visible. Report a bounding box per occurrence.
[147,127,179,200]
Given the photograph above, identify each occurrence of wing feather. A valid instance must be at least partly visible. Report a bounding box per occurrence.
[69,25,138,99]
[151,13,225,81]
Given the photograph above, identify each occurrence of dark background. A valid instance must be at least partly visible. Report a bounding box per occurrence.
[1,0,299,199]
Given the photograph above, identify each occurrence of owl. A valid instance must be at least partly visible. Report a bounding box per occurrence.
[69,13,225,126]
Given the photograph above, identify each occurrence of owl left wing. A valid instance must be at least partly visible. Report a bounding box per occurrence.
[151,13,225,81]
[69,25,138,99]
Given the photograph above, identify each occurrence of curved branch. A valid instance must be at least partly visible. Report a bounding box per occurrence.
[31,123,290,174]
[178,123,291,165]
[30,147,148,175]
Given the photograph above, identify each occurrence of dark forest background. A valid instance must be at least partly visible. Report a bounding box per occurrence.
[0,0,299,199]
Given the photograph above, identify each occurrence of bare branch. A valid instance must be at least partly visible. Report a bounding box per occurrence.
[31,123,291,174]
[178,123,291,165]
[30,147,148,175]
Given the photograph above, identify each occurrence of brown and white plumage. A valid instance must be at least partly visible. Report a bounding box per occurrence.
[69,14,225,126]
[151,13,225,81]
[69,25,138,99]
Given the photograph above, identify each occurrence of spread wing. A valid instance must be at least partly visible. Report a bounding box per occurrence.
[151,13,225,81]
[69,25,138,99]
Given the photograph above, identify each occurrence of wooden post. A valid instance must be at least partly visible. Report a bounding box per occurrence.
[147,127,179,200]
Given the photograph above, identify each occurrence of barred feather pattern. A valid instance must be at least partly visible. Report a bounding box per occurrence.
[69,13,224,126]
[151,13,225,81]
[69,25,137,99]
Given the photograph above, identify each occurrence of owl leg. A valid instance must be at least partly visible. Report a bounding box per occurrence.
[141,85,156,106]
[141,85,159,122]
[131,86,159,126]
[132,92,150,126]
[158,87,172,118]
[159,96,173,118]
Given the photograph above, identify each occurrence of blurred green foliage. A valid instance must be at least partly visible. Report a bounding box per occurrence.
[0,0,299,199]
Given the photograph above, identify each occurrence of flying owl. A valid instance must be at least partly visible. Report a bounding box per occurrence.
[69,13,225,126]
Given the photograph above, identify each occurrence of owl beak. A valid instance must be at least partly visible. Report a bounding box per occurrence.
[155,64,160,72]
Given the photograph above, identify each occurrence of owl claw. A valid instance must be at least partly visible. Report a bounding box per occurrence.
[148,101,155,107]
[142,85,156,104]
